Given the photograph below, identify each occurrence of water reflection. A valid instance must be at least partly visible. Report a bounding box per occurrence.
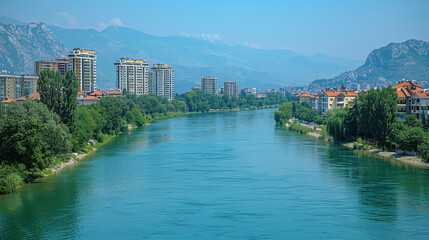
[0,171,82,239]
[322,142,429,222]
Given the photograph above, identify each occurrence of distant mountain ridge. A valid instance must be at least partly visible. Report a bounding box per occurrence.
[0,18,361,92]
[0,22,68,74]
[49,25,361,92]
[309,39,429,90]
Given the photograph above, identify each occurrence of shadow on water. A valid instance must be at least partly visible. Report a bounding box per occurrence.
[320,140,429,222]
[0,172,82,239]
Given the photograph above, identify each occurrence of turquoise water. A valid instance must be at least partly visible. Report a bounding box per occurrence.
[1,109,429,239]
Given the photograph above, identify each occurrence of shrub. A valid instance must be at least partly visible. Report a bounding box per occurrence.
[0,165,23,194]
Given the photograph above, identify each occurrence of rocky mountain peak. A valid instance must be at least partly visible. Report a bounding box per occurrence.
[0,22,68,74]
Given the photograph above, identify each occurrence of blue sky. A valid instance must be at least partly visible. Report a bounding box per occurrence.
[1,0,429,60]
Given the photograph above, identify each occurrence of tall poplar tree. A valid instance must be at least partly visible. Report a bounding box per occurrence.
[38,69,63,115]
[61,70,78,132]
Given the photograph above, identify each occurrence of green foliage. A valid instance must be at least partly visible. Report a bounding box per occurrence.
[176,91,292,112]
[418,135,429,162]
[38,69,63,115]
[395,126,425,152]
[61,70,79,132]
[325,87,397,149]
[326,109,349,143]
[289,123,312,134]
[274,102,293,124]
[405,114,423,128]
[0,164,23,194]
[0,100,72,184]
[295,103,319,122]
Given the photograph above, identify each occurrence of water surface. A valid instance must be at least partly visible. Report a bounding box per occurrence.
[1,109,429,239]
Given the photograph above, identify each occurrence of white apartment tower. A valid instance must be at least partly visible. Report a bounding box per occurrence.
[68,49,97,92]
[115,58,149,95]
[201,77,218,95]
[149,64,175,100]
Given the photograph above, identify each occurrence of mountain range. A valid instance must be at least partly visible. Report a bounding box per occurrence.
[309,39,429,90]
[0,17,362,92]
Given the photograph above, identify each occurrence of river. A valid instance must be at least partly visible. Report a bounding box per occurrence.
[1,109,429,239]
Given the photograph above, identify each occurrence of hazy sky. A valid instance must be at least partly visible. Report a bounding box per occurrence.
[1,0,429,60]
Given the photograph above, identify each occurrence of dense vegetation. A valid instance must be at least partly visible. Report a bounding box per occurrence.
[324,87,429,162]
[274,102,326,125]
[275,87,429,163]
[0,70,293,193]
[176,90,293,112]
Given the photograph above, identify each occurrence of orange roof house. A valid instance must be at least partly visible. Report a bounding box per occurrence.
[106,90,123,96]
[88,90,105,98]
[1,99,16,103]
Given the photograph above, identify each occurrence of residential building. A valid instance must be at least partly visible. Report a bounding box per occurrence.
[114,58,149,95]
[149,64,175,100]
[297,93,312,104]
[35,60,59,75]
[201,77,218,95]
[56,58,73,75]
[88,90,105,98]
[409,91,429,121]
[243,87,256,95]
[34,58,72,76]
[335,92,358,108]
[68,48,97,92]
[310,95,319,111]
[393,80,425,119]
[317,90,358,114]
[0,73,38,101]
[224,81,239,97]
[280,85,308,95]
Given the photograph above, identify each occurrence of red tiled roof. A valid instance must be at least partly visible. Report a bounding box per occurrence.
[15,96,27,101]
[29,92,40,99]
[342,92,358,97]
[107,91,123,95]
[396,91,406,98]
[414,91,429,98]
[325,91,341,97]
[77,91,85,95]
[300,93,312,97]
[83,95,99,100]
[2,99,16,103]
[88,90,105,96]
[392,81,424,90]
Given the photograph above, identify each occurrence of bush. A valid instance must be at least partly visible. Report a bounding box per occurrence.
[0,165,23,194]
[418,138,429,163]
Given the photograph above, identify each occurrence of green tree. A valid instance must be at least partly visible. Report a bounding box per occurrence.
[61,70,79,132]
[369,87,397,150]
[38,69,63,115]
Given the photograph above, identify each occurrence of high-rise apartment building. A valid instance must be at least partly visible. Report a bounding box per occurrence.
[114,58,149,95]
[224,81,239,97]
[201,77,218,95]
[56,58,73,75]
[34,58,72,76]
[68,49,97,92]
[0,73,38,101]
[149,64,175,100]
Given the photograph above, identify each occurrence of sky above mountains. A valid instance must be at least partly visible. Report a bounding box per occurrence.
[1,0,429,60]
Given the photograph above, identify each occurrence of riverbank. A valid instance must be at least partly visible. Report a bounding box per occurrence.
[285,122,428,169]
[342,142,429,168]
